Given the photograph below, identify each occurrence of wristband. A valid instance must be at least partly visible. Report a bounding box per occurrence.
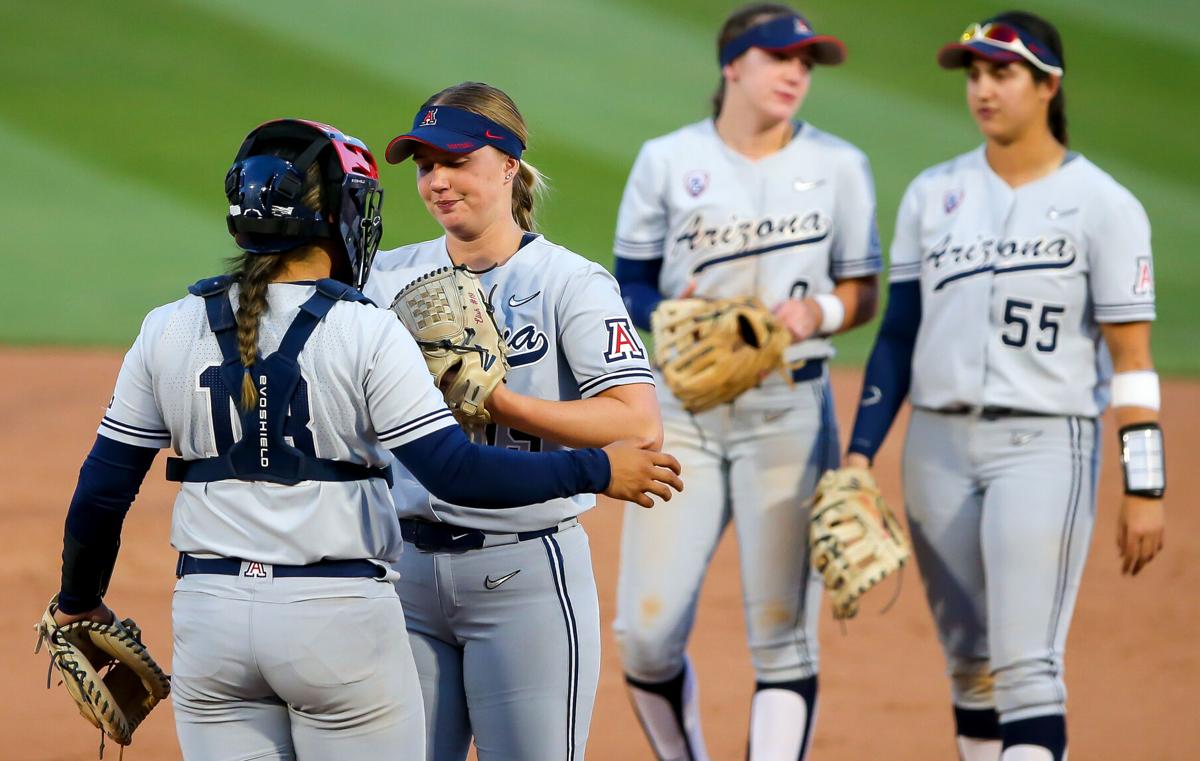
[813,293,845,335]
[1111,370,1160,411]
[1119,422,1165,498]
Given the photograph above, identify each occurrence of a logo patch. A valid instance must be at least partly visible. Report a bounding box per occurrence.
[420,109,437,127]
[944,188,964,214]
[508,291,541,308]
[1133,256,1154,296]
[604,317,645,363]
[484,570,521,590]
[244,561,269,578]
[1047,206,1079,220]
[794,17,811,34]
[684,170,709,198]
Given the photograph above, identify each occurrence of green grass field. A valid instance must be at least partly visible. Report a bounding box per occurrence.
[2,0,1197,372]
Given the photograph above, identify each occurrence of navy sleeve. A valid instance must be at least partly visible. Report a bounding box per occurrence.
[58,436,158,614]
[392,426,611,508]
[847,281,921,462]
[614,255,664,331]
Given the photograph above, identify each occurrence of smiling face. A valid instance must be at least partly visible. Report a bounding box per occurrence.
[966,58,1058,144]
[412,143,518,240]
[723,45,813,123]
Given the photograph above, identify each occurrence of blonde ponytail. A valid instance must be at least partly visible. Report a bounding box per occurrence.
[511,159,547,232]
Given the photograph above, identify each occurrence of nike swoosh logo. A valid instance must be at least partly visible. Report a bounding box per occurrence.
[508,292,541,308]
[1011,430,1042,446]
[793,179,825,192]
[1047,207,1078,219]
[861,385,882,406]
[484,570,521,589]
[450,533,471,541]
[485,130,504,140]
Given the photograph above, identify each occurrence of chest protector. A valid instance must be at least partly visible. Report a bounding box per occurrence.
[165,275,391,486]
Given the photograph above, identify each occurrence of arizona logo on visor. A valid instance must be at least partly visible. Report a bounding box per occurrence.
[386,106,525,163]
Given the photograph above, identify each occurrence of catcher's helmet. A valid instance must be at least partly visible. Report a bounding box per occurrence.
[225,119,384,290]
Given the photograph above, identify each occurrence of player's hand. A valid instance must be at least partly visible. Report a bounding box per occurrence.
[53,601,116,627]
[774,298,822,343]
[1116,496,1165,576]
[602,440,683,508]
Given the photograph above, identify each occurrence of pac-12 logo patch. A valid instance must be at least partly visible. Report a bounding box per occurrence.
[1133,256,1154,296]
[603,317,645,363]
[684,171,709,198]
[420,109,437,127]
[944,188,964,214]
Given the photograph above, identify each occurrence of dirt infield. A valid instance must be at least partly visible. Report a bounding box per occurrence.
[4,346,1196,760]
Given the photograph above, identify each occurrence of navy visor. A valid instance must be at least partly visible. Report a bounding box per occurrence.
[386,106,525,163]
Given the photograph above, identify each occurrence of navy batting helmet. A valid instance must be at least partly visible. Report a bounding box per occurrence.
[225,119,384,290]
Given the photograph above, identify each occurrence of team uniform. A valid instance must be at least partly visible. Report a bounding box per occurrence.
[100,279,452,759]
[849,147,1156,756]
[612,117,881,759]
[364,233,654,761]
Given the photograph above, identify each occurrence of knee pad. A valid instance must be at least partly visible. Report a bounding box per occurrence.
[613,613,689,683]
[993,659,1066,722]
[949,657,996,709]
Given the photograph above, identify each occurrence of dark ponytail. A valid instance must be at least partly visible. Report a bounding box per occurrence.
[992,10,1068,146]
[711,3,798,118]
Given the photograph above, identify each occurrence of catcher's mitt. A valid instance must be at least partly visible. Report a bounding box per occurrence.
[809,468,911,620]
[651,297,790,414]
[34,597,171,751]
[390,265,509,428]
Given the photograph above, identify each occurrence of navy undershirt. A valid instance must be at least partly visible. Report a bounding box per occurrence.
[58,426,611,613]
[613,256,663,331]
[847,281,921,461]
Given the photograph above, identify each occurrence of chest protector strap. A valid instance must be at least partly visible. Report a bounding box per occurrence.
[166,276,392,487]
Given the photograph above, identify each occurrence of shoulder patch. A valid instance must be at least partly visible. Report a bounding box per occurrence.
[1133,256,1154,296]
[603,317,645,363]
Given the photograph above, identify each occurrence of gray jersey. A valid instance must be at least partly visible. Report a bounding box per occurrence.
[99,283,456,564]
[891,147,1157,416]
[613,118,882,362]
[366,234,654,532]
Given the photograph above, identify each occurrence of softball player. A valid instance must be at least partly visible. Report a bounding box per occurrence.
[364,81,665,761]
[847,12,1166,761]
[610,5,881,759]
[50,118,680,761]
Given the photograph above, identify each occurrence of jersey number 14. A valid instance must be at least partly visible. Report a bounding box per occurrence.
[197,365,316,455]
